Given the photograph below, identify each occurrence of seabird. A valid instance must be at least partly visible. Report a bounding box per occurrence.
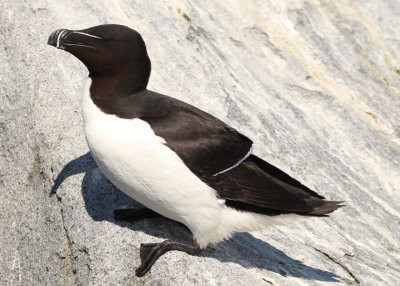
[48,24,343,276]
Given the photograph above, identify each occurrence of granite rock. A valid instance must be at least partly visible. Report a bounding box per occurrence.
[1,1,399,285]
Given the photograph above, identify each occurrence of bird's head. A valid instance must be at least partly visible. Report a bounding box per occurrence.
[48,24,151,94]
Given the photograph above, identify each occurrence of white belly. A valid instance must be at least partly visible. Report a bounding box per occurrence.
[80,79,222,243]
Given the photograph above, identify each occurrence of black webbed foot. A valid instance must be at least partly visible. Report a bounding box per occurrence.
[136,240,201,277]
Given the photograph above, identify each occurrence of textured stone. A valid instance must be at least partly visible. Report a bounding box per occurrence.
[1,1,399,285]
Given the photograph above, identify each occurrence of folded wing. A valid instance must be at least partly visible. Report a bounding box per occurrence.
[126,91,343,216]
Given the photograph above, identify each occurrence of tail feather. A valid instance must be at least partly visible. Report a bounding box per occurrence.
[203,154,344,216]
[308,201,345,216]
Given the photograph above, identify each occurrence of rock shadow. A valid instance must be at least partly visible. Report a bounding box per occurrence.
[51,152,340,282]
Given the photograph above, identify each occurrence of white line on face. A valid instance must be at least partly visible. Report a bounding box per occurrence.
[73,32,103,40]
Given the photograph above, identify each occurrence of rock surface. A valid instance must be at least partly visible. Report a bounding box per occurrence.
[1,0,399,285]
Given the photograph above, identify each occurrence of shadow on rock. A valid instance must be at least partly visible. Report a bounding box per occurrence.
[51,152,340,282]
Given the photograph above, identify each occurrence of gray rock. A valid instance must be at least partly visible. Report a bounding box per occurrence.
[1,1,399,285]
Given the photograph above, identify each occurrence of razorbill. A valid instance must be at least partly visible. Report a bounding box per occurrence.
[48,24,343,276]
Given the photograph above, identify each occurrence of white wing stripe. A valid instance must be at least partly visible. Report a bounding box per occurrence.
[213,146,253,176]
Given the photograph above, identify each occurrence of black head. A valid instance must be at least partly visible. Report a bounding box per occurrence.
[48,24,151,95]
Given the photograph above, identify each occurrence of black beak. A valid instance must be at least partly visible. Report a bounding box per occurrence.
[48,29,71,49]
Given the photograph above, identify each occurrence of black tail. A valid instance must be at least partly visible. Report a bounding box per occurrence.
[205,155,345,216]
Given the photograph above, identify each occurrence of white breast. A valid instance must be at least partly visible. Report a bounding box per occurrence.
[80,78,299,247]
[81,79,225,245]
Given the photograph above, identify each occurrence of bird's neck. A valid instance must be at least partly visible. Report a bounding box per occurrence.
[88,73,147,117]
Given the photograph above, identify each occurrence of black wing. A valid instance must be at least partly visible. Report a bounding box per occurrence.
[116,91,343,215]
